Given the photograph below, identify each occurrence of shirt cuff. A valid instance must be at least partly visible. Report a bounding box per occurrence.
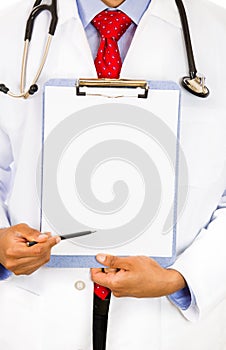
[0,264,11,280]
[168,286,192,310]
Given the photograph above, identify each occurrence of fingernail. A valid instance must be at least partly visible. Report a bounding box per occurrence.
[38,234,48,239]
[96,254,106,263]
[56,236,61,244]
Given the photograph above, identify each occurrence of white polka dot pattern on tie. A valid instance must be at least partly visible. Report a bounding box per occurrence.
[92,10,132,79]
[91,10,132,301]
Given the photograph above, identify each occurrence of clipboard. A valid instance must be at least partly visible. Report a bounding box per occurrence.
[39,78,182,268]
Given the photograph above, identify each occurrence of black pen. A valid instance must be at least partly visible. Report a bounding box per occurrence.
[26,230,96,247]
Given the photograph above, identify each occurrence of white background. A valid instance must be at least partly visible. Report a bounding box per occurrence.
[212,0,226,6]
[0,0,225,10]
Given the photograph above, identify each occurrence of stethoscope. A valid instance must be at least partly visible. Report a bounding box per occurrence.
[0,0,209,99]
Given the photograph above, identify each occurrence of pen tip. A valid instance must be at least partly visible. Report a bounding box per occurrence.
[91,230,97,233]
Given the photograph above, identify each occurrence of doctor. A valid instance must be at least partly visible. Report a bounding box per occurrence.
[0,0,226,349]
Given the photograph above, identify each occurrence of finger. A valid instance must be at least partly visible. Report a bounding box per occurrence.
[13,254,51,275]
[9,235,60,259]
[26,235,60,255]
[91,268,102,274]
[4,246,51,274]
[46,235,61,248]
[104,268,118,274]
[91,268,112,288]
[11,237,60,274]
[96,254,131,270]
[14,224,49,243]
[90,267,117,277]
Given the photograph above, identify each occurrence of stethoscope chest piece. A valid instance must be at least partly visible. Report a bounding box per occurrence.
[182,75,209,98]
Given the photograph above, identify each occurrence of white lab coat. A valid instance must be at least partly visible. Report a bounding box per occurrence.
[0,0,226,349]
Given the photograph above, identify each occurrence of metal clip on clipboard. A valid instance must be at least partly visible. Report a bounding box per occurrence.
[76,79,149,99]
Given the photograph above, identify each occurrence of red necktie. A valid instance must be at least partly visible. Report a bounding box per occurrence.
[92,10,131,300]
[92,9,132,79]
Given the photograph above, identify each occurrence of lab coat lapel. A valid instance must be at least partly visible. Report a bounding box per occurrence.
[55,0,97,78]
[121,0,183,80]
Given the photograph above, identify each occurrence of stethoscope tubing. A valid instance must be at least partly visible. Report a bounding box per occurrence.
[25,1,58,41]
[0,0,209,99]
[175,0,197,79]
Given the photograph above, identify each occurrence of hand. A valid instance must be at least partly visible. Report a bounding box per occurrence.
[0,223,60,275]
[91,254,186,298]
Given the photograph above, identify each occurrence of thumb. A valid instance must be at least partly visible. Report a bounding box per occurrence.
[46,235,61,248]
[96,254,130,270]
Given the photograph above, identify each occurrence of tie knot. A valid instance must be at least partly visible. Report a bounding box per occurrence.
[92,10,132,41]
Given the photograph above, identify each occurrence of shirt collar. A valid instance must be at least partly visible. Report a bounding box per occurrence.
[76,0,152,28]
[57,0,182,30]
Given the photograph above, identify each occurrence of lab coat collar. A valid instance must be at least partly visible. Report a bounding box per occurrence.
[57,0,79,25]
[57,0,182,29]
[148,0,182,29]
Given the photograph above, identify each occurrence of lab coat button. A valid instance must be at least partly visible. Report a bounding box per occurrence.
[74,280,86,291]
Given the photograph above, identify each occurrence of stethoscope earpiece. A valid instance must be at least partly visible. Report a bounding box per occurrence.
[182,75,210,98]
